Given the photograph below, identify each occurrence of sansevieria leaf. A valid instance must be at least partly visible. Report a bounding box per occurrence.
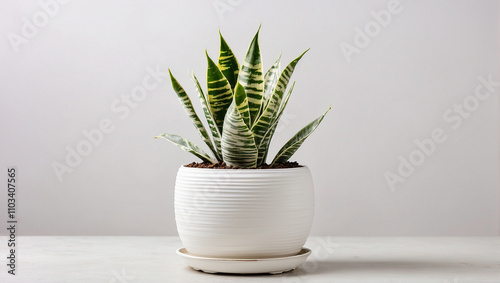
[218,31,239,90]
[206,52,234,135]
[190,73,222,159]
[278,80,294,115]
[260,54,281,115]
[238,28,264,126]
[168,70,219,160]
[256,82,295,165]
[234,82,250,128]
[271,106,331,166]
[159,27,330,168]
[222,103,258,168]
[251,49,309,149]
[155,133,214,163]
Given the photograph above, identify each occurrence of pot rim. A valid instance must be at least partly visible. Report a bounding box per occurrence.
[178,165,309,172]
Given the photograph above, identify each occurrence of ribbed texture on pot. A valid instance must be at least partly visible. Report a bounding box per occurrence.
[174,166,314,259]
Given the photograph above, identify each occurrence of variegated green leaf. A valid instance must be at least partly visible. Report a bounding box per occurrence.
[190,73,222,159]
[260,54,281,116]
[234,82,250,127]
[164,28,329,168]
[251,49,308,149]
[168,70,219,161]
[218,31,239,90]
[256,82,295,165]
[278,80,294,114]
[221,103,258,168]
[238,28,264,126]
[271,106,331,166]
[206,52,233,135]
[155,133,214,163]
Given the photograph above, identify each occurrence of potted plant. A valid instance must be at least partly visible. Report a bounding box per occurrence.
[156,27,330,274]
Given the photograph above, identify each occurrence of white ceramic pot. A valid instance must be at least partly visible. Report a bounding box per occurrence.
[174,166,314,259]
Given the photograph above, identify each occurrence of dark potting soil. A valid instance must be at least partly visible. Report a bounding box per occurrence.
[184,161,302,169]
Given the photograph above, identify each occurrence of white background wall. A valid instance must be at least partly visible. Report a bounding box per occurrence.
[1,0,499,236]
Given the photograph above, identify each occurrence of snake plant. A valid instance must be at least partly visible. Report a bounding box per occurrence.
[156,27,330,168]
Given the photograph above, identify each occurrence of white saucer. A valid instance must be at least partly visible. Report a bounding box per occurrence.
[176,247,311,274]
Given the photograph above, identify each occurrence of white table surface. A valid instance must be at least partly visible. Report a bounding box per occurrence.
[0,236,498,283]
